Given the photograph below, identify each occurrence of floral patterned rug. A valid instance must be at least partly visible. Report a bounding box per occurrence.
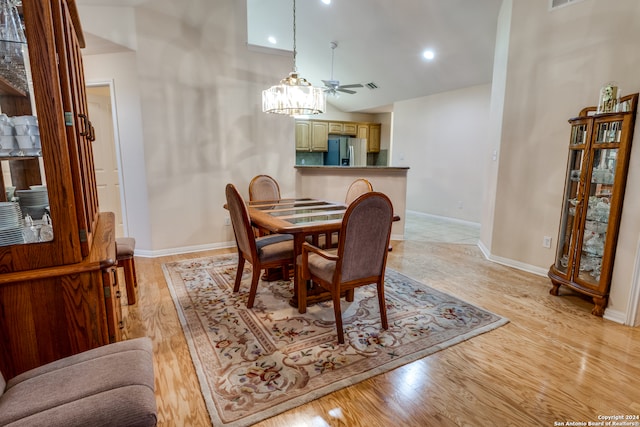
[162,254,508,427]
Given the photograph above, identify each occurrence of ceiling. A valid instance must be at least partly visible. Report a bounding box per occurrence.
[77,0,504,113]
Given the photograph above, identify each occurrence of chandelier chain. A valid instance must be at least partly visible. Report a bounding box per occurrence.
[292,0,297,72]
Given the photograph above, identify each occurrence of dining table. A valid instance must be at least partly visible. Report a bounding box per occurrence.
[247,197,399,313]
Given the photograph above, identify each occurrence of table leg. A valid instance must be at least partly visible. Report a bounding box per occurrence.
[291,234,308,314]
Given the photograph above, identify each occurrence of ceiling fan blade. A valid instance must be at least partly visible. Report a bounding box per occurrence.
[338,84,363,89]
[337,88,357,94]
[322,79,339,88]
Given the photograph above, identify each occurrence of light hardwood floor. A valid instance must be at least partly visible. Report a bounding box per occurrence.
[123,219,640,426]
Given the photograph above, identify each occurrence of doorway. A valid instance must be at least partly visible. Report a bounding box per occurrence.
[86,82,127,237]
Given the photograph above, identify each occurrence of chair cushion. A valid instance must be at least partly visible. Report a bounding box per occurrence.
[306,249,338,284]
[116,237,136,258]
[256,234,294,263]
[0,338,157,427]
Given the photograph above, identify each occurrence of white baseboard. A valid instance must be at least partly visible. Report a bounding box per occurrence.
[478,240,624,324]
[406,210,481,229]
[134,241,235,258]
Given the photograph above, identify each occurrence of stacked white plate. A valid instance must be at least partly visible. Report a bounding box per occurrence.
[16,188,49,220]
[0,201,24,246]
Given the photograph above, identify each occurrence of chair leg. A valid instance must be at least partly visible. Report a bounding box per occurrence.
[377,280,388,330]
[346,289,355,302]
[233,257,245,292]
[246,266,261,308]
[333,288,345,344]
[297,264,308,314]
[122,257,137,305]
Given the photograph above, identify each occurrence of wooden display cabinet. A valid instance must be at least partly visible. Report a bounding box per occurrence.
[548,93,638,315]
[0,1,121,379]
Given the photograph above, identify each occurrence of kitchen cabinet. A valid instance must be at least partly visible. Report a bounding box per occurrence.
[548,93,638,316]
[357,124,369,140]
[328,121,356,136]
[296,119,380,153]
[368,123,381,153]
[328,122,343,133]
[0,1,120,378]
[295,120,311,151]
[311,121,329,151]
[343,123,357,136]
[295,120,328,152]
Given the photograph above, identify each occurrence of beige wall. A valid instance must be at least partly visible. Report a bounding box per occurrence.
[490,0,640,317]
[392,84,492,223]
[83,51,152,251]
[295,168,407,240]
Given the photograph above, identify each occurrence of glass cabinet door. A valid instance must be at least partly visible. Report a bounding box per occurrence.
[554,146,584,276]
[574,120,621,285]
[554,120,590,277]
[0,1,53,247]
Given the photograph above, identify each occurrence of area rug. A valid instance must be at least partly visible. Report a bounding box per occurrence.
[162,254,508,427]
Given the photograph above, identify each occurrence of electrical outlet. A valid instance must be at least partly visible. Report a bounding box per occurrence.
[224,217,231,226]
[543,236,552,248]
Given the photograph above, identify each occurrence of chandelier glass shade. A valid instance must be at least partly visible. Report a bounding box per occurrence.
[262,0,325,116]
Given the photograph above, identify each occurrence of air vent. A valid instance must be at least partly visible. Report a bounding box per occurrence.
[549,0,583,10]
[365,82,378,90]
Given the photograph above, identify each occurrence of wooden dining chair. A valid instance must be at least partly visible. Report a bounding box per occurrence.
[249,175,281,236]
[315,178,373,248]
[297,192,394,344]
[249,175,281,202]
[344,178,373,205]
[225,183,294,308]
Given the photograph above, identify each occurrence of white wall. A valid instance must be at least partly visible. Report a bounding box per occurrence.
[392,84,492,223]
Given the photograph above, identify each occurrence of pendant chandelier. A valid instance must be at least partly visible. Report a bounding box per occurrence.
[262,0,325,116]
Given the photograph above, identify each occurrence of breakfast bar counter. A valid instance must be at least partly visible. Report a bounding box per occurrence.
[294,165,409,240]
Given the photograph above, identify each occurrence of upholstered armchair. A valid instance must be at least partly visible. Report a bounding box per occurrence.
[226,183,294,308]
[297,192,394,343]
[0,337,157,426]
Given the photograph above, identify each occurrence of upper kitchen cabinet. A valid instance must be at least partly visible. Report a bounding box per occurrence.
[311,121,329,151]
[368,123,381,153]
[295,120,328,152]
[295,120,311,151]
[295,119,381,154]
[329,121,357,136]
[0,0,98,272]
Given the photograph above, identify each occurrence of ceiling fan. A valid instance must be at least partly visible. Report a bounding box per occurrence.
[322,41,363,96]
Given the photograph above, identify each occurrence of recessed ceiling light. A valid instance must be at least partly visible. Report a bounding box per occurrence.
[268,36,277,44]
[422,49,435,60]
[322,0,331,4]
